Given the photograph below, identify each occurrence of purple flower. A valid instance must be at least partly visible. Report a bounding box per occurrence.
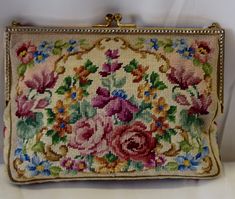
[155,154,166,167]
[167,66,202,90]
[25,70,58,94]
[175,94,190,106]
[188,94,212,115]
[61,157,75,170]
[91,87,139,122]
[15,95,35,118]
[99,61,123,77]
[105,49,120,59]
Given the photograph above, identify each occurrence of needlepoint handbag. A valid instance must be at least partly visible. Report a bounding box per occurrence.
[3,14,225,184]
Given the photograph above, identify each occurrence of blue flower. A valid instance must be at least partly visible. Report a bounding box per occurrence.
[177,47,195,59]
[67,39,78,52]
[27,155,51,176]
[15,147,30,162]
[38,41,53,52]
[149,38,159,50]
[195,146,209,159]
[176,154,200,171]
[69,39,77,45]
[112,89,128,99]
[173,39,195,59]
[34,51,49,63]
[173,39,188,50]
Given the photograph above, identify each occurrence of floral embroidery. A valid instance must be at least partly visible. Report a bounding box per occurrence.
[16,42,36,64]
[92,87,138,122]
[12,37,216,180]
[25,70,58,94]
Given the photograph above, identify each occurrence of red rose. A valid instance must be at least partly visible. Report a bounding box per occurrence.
[110,121,156,163]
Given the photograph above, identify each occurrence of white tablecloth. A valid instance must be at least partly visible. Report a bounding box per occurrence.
[0,162,234,199]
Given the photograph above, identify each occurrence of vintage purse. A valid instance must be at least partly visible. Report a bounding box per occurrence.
[4,14,225,183]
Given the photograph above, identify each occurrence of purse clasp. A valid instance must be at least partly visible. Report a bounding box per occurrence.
[93,13,136,28]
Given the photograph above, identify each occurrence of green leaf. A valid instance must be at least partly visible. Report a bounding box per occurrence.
[56,85,69,95]
[113,76,126,88]
[124,59,138,72]
[54,40,64,47]
[158,40,165,47]
[162,132,171,142]
[79,80,93,89]
[135,110,153,123]
[51,135,67,144]
[150,72,159,85]
[167,106,177,115]
[46,129,56,136]
[84,59,92,67]
[167,128,177,136]
[32,141,45,153]
[202,63,213,75]
[179,109,204,138]
[154,81,167,90]
[47,117,55,125]
[52,133,62,145]
[164,46,174,53]
[60,136,67,143]
[140,101,152,110]
[104,153,118,162]
[180,140,192,153]
[25,112,43,128]
[101,78,111,89]
[132,161,144,171]
[129,59,138,67]
[70,170,78,175]
[193,58,201,66]
[52,47,62,55]
[128,95,139,106]
[87,65,98,73]
[17,112,43,140]
[50,166,62,176]
[124,65,134,73]
[17,64,27,76]
[83,90,89,96]
[86,155,94,168]
[16,120,36,140]
[165,162,178,171]
[64,76,72,88]
[46,108,55,118]
[69,112,82,124]
[81,100,97,118]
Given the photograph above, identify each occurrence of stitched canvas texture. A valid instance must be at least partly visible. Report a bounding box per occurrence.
[5,33,222,183]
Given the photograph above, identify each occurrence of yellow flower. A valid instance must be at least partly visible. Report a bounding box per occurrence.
[152,97,169,116]
[137,82,157,103]
[53,100,69,118]
[92,157,128,173]
[53,117,72,137]
[65,86,83,103]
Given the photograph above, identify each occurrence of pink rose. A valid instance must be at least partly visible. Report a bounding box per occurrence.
[68,114,113,156]
[110,121,156,164]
